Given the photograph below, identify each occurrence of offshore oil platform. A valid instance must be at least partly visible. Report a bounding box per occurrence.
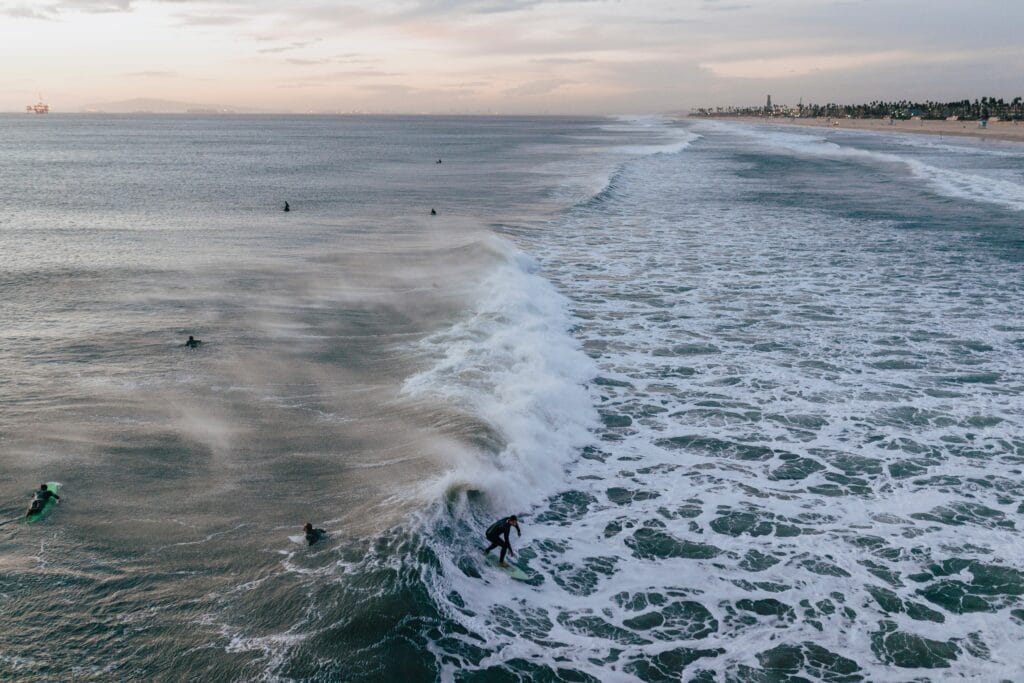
[26,94,50,114]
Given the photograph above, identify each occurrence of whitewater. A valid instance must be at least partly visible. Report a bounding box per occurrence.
[416,120,1024,682]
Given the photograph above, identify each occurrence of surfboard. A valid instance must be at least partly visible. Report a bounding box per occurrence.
[487,555,529,581]
[289,530,327,546]
[26,482,61,523]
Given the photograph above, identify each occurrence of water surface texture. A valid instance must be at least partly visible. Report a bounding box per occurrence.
[1,115,1023,681]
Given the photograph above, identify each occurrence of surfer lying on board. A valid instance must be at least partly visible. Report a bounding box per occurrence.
[304,522,326,546]
[483,515,520,567]
[26,484,60,517]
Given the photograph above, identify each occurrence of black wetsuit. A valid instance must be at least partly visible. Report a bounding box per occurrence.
[484,517,519,563]
[306,528,326,546]
[26,489,59,516]
[185,337,202,349]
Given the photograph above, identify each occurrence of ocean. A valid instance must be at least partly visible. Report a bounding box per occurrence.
[1,114,1023,682]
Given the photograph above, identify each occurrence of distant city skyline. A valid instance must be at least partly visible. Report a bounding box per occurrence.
[1,0,1021,114]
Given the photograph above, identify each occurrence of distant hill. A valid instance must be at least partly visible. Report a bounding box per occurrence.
[80,98,266,114]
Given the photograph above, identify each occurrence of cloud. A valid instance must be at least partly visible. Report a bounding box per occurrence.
[502,77,570,96]
[700,48,1014,80]
[349,81,479,98]
[701,51,907,79]
[1,3,59,19]
[397,0,595,17]
[701,0,752,11]
[4,0,1023,114]
[325,69,405,79]
[355,83,419,95]
[274,81,331,90]
[335,53,378,64]
[284,54,380,66]
[286,58,332,66]
[174,13,246,26]
[529,57,594,65]
[257,40,322,54]
[123,69,178,77]
[1,0,133,15]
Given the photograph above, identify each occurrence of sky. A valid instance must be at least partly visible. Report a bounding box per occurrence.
[1,0,1021,114]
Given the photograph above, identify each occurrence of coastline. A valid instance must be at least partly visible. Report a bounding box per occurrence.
[704,115,1024,144]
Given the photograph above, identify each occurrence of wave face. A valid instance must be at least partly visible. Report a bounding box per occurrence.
[401,240,598,512]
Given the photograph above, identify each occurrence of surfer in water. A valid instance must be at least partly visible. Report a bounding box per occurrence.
[26,484,60,517]
[284,201,290,212]
[185,335,202,349]
[483,515,520,567]
[430,208,437,216]
[304,522,326,546]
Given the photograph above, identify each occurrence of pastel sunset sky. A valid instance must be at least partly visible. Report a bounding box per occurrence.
[1,0,1020,113]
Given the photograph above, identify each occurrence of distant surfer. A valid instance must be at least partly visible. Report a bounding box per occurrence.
[436,159,442,164]
[284,201,290,212]
[185,335,202,349]
[482,515,520,567]
[430,208,437,216]
[26,484,60,517]
[304,522,326,546]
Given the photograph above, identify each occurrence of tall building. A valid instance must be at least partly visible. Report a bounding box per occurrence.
[766,94,772,112]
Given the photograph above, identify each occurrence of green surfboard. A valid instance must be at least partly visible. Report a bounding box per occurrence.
[487,555,529,581]
[26,482,61,523]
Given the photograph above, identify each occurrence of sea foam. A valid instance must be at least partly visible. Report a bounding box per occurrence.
[401,237,598,513]
[701,120,1024,212]
[419,117,1024,681]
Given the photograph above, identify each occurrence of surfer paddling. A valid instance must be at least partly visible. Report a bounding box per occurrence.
[26,484,60,517]
[482,515,520,567]
[185,335,202,349]
[304,522,326,546]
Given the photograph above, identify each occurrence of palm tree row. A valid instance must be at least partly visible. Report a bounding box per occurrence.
[691,96,1024,120]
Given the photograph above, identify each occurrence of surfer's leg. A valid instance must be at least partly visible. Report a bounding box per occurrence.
[483,534,501,554]
[498,542,509,564]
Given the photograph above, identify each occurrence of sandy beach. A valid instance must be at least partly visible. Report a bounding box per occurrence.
[720,116,1024,143]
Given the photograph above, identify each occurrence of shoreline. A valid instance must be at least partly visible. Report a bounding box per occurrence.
[701,116,1024,144]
